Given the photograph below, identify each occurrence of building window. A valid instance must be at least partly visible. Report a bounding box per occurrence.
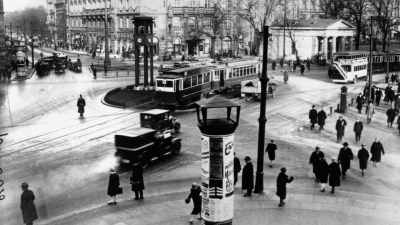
[120,17,123,28]
[174,0,180,6]
[205,0,211,8]
[190,0,196,6]
[126,18,129,28]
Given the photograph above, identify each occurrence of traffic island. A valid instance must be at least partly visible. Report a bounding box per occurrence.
[103,85,156,108]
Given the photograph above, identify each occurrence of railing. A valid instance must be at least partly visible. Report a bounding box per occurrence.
[332,62,348,80]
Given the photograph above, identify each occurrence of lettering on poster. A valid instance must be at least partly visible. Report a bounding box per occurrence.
[224,160,234,195]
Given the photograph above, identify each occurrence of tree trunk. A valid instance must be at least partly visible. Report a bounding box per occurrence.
[382,31,387,52]
[355,26,361,50]
[210,36,216,58]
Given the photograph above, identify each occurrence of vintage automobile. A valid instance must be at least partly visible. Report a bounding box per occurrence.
[69,59,82,72]
[114,127,182,167]
[42,57,55,69]
[35,60,51,75]
[241,79,278,101]
[140,109,181,133]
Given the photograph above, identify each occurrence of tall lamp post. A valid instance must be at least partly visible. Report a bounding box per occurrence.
[283,0,286,60]
[104,0,111,71]
[254,26,271,194]
[368,17,374,103]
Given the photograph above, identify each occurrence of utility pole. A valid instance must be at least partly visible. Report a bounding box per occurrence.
[368,17,373,103]
[104,0,111,71]
[283,0,286,60]
[31,22,34,68]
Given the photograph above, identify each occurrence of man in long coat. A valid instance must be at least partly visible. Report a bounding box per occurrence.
[329,157,341,194]
[370,138,385,167]
[319,158,329,192]
[353,118,363,143]
[131,162,145,200]
[309,146,325,182]
[309,105,318,130]
[317,107,327,131]
[335,116,347,143]
[265,140,277,168]
[356,93,364,114]
[242,156,254,197]
[20,183,38,225]
[77,94,86,117]
[366,101,375,124]
[386,106,397,127]
[107,167,120,205]
[388,87,395,106]
[338,142,353,179]
[233,152,241,185]
[276,167,294,207]
[357,143,370,176]
[186,183,202,223]
[384,85,391,105]
[375,88,383,106]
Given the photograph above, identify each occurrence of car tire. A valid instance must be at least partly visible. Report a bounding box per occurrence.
[171,141,181,155]
[174,123,181,133]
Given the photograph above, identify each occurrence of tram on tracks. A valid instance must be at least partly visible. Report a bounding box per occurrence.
[155,58,263,106]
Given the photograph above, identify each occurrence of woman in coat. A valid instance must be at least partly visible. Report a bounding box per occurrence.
[276,167,294,207]
[20,183,38,225]
[337,142,353,179]
[329,157,341,194]
[356,93,364,114]
[131,162,145,200]
[265,140,277,167]
[357,143,370,176]
[283,70,289,84]
[186,183,202,223]
[366,101,375,124]
[317,107,327,131]
[319,158,329,192]
[77,94,86,117]
[242,156,254,197]
[335,116,347,143]
[370,138,385,167]
[107,167,121,205]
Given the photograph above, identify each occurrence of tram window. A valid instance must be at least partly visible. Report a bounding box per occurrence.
[192,75,198,86]
[232,68,236,78]
[183,77,191,89]
[205,72,210,82]
[198,74,203,84]
[247,66,250,75]
[214,70,220,80]
[240,67,243,76]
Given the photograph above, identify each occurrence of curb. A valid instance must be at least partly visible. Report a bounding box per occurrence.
[101,93,125,109]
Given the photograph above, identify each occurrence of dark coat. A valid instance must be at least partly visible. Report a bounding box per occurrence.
[20,190,38,223]
[187,186,202,215]
[357,148,370,170]
[375,89,382,100]
[309,109,318,124]
[386,108,396,122]
[131,164,145,191]
[234,157,241,174]
[388,89,395,101]
[370,142,385,162]
[329,162,341,187]
[107,173,120,196]
[317,110,327,126]
[338,147,353,171]
[309,151,325,173]
[371,88,375,100]
[353,121,363,134]
[276,172,294,199]
[319,160,330,183]
[265,143,277,160]
[336,119,347,137]
[77,97,86,113]
[242,162,254,190]
[356,96,364,109]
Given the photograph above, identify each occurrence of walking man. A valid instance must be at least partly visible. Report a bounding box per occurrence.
[375,88,383,106]
[335,116,347,143]
[186,183,202,223]
[338,142,353,179]
[242,156,254,197]
[388,86,395,106]
[280,58,284,68]
[356,93,364,114]
[353,118,363,143]
[77,94,86,117]
[265,140,277,168]
[93,67,97,79]
[366,101,375,124]
[309,146,324,182]
[300,64,305,75]
[318,107,327,131]
[319,158,329,192]
[386,106,396,127]
[131,162,145,200]
[370,138,385,167]
[384,85,390,105]
[357,143,370,176]
[309,105,318,130]
[276,167,294,207]
[283,69,289,84]
[233,152,241,186]
[20,183,38,225]
[329,157,341,194]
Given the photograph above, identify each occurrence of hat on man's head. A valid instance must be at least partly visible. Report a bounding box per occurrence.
[312,105,315,108]
[361,143,366,146]
[281,167,287,172]
[244,156,251,161]
[343,142,349,147]
[332,157,337,161]
[271,140,274,142]
[315,146,320,150]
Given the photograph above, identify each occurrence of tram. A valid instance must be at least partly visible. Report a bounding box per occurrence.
[155,58,263,106]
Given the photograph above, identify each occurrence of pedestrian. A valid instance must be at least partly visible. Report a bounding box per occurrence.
[77,94,86,117]
[386,105,396,127]
[357,143,370,176]
[2,65,6,81]
[309,146,324,182]
[131,162,145,200]
[234,152,241,186]
[366,100,375,124]
[293,60,297,71]
[338,142,353,179]
[283,69,289,84]
[90,63,94,72]
[271,60,276,71]
[309,105,318,130]
[353,118,363,143]
[107,167,121,205]
[370,86,375,102]
[40,52,43,59]
[356,93,364,114]
[265,140,277,168]
[385,73,389,83]
[300,64,305,75]
[276,167,294,207]
[317,107,327,131]
[93,67,97,79]
[375,88,382,106]
[280,58,284,68]
[20,182,38,225]
[319,158,329,192]
[388,86,395,106]
[328,157,341,194]
[370,138,385,167]
[306,58,311,70]
[397,115,400,135]
[394,94,400,115]
[391,74,396,85]
[7,65,11,81]
[328,66,333,79]
[363,84,370,99]
[242,156,254,197]
[185,183,202,223]
[335,116,347,143]
[384,85,390,105]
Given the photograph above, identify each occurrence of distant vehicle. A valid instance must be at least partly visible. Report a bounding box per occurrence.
[35,60,51,75]
[69,59,81,72]
[241,79,277,101]
[140,109,181,133]
[331,51,368,83]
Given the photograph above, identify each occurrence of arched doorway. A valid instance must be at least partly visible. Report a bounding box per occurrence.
[173,37,181,55]
[223,36,232,50]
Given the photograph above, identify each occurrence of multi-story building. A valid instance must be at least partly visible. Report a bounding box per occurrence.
[46,0,57,43]
[54,0,68,45]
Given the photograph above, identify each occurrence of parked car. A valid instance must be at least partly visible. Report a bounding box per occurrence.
[140,109,181,133]
[69,59,81,72]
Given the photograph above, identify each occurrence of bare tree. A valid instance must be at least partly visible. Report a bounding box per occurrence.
[234,0,283,56]
[319,0,348,19]
[344,0,371,50]
[371,0,400,52]
[284,3,300,57]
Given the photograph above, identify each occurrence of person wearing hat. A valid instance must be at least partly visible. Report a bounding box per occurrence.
[131,162,145,200]
[335,116,347,143]
[309,146,325,182]
[234,152,241,185]
[357,143,370,176]
[388,86,395,106]
[276,167,294,207]
[338,142,353,179]
[265,140,277,168]
[375,87,383,106]
[20,183,38,225]
[185,183,202,223]
[317,106,327,131]
[328,157,341,194]
[107,167,121,205]
[356,92,364,114]
[370,138,385,167]
[353,118,363,143]
[366,100,375,124]
[309,105,318,130]
[397,114,400,135]
[242,156,254,197]
[386,105,396,127]
[319,158,330,192]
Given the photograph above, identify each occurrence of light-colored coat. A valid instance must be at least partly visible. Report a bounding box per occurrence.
[366,103,375,119]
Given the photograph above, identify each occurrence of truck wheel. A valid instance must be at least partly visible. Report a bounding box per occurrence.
[174,123,181,133]
[171,141,181,155]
